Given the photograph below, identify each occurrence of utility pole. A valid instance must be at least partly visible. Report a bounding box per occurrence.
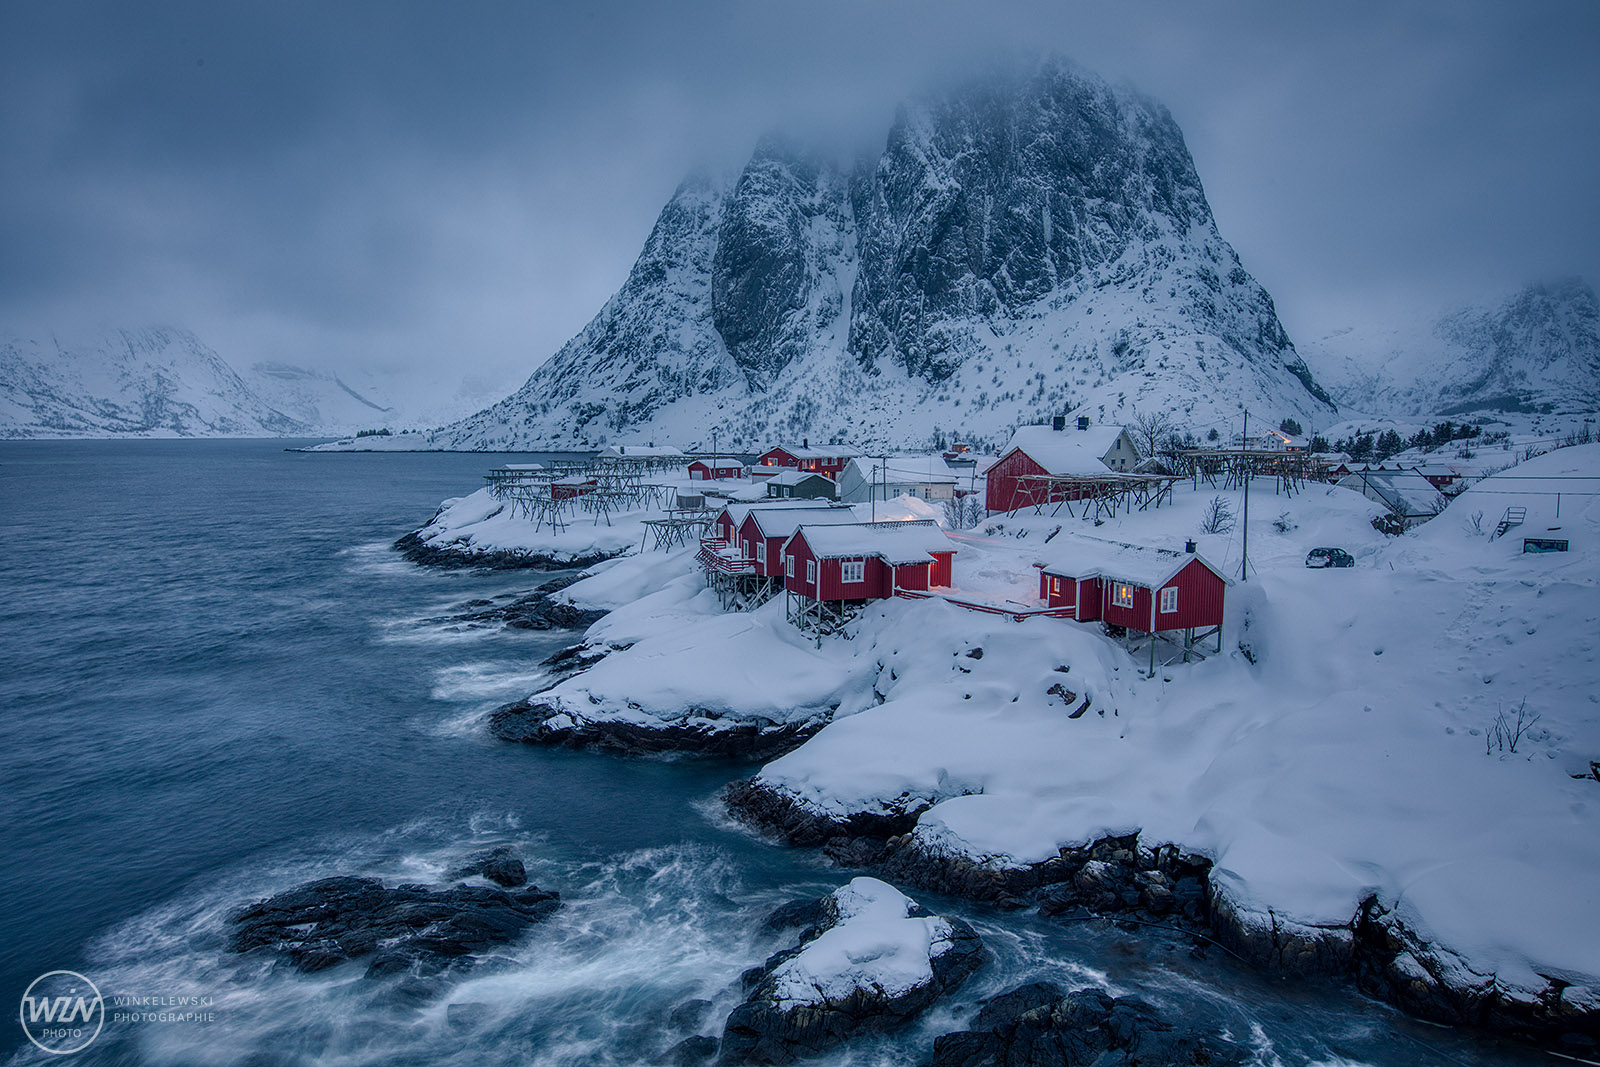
[1240,408,1250,582]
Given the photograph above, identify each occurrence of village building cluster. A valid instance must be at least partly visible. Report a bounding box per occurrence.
[480,409,1508,660]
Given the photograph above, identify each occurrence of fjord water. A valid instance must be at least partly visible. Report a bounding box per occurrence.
[0,441,1538,1065]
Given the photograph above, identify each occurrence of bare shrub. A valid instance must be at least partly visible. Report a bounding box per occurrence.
[1201,495,1234,534]
[1486,699,1540,756]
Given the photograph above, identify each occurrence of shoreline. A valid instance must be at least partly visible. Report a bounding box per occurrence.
[722,775,1600,1049]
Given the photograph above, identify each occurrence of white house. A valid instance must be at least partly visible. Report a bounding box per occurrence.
[837,455,961,503]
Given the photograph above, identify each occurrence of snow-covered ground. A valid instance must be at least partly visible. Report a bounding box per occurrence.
[523,447,1600,1010]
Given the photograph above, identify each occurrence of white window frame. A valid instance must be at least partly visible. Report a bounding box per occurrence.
[1049,576,1061,595]
[1112,582,1135,609]
[785,554,794,578]
[806,559,816,584]
[841,558,865,584]
[756,540,767,565]
[1159,586,1178,614]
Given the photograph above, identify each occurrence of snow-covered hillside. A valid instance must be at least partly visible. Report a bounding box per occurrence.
[1304,278,1600,419]
[426,58,1335,453]
[0,325,440,438]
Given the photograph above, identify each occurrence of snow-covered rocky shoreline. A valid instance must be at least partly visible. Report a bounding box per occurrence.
[399,447,1600,1049]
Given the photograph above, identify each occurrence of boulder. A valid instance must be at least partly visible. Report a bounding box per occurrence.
[927,983,1248,1067]
[228,873,559,976]
[719,877,983,1064]
[450,846,528,888]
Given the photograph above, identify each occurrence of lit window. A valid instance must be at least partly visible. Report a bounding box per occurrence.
[806,559,816,583]
[1050,577,1061,595]
[1112,583,1134,609]
[785,555,794,578]
[1160,586,1178,613]
[842,559,865,584]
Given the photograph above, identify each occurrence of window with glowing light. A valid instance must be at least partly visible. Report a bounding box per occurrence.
[1112,583,1135,609]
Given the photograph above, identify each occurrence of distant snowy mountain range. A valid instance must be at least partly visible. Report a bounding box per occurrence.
[1302,278,1600,420]
[425,58,1336,452]
[0,326,480,439]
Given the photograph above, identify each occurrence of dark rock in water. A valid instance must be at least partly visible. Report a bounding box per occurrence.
[761,897,828,934]
[450,845,527,888]
[489,700,828,760]
[668,998,715,1033]
[432,576,607,633]
[719,879,983,1064]
[927,984,1248,1067]
[669,1034,721,1066]
[228,875,559,976]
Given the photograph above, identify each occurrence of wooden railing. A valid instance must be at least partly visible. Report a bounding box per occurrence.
[893,589,1077,622]
[697,538,757,575]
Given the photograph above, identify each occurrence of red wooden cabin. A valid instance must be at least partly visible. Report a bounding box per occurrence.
[985,424,1139,513]
[782,521,955,603]
[688,457,745,480]
[550,478,597,501]
[754,442,864,480]
[1038,540,1227,640]
[738,507,860,578]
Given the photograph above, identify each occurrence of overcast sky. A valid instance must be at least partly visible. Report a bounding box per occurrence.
[3,0,1597,407]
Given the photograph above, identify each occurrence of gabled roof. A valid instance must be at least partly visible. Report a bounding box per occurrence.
[998,424,1132,476]
[716,499,844,529]
[764,444,866,461]
[769,468,836,486]
[748,508,862,538]
[1337,469,1444,517]
[790,520,954,564]
[842,455,960,485]
[1040,536,1229,589]
[690,456,745,466]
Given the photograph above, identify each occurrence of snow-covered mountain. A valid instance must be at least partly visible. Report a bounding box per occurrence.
[433,58,1335,452]
[0,326,410,439]
[1303,278,1600,418]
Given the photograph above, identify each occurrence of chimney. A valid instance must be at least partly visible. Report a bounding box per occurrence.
[1077,415,1090,431]
[802,437,809,449]
[1185,539,1197,554]
[1051,415,1065,432]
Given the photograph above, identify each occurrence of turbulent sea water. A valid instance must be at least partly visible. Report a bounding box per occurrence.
[0,440,1546,1065]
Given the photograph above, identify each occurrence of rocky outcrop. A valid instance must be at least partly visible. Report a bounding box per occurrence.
[718,878,984,1064]
[393,530,623,571]
[433,574,608,631]
[724,778,1600,1050]
[489,700,827,760]
[926,981,1248,1067]
[227,864,558,978]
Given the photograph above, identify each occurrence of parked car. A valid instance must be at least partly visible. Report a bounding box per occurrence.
[1305,547,1354,568]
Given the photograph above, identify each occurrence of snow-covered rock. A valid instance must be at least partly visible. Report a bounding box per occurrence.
[425,57,1335,453]
[718,877,983,1064]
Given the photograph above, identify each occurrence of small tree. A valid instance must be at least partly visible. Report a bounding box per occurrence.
[1279,417,1303,436]
[1129,409,1176,460]
[1201,495,1235,534]
[1206,427,1221,443]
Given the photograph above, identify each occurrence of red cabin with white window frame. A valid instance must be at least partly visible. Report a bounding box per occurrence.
[1038,539,1227,636]
[737,507,860,579]
[781,521,955,602]
[688,457,745,480]
[754,442,864,480]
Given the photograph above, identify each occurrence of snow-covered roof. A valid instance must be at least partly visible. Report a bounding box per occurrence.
[792,520,955,564]
[717,500,843,529]
[597,444,684,459]
[1040,537,1227,589]
[769,468,835,486]
[1337,469,1445,517]
[843,455,960,485]
[689,456,744,466]
[749,508,863,538]
[765,443,866,461]
[999,424,1131,476]
[490,463,545,471]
